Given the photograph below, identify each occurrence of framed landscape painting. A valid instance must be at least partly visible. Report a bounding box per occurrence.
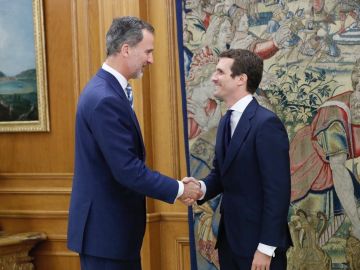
[0,0,49,132]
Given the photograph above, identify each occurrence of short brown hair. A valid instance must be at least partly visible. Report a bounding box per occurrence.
[219,49,263,94]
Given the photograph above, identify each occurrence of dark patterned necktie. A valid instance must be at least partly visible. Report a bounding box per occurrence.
[125,84,133,109]
[223,109,233,154]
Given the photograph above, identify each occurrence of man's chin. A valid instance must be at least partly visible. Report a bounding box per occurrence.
[134,71,144,79]
[213,94,223,101]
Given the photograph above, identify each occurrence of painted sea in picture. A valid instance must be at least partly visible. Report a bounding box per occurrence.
[0,0,38,122]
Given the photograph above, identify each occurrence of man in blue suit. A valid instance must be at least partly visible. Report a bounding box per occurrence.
[67,16,202,270]
[192,49,292,270]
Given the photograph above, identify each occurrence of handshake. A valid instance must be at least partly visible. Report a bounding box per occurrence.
[179,177,203,206]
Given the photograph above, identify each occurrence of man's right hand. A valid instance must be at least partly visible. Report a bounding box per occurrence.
[179,177,202,206]
[251,250,272,270]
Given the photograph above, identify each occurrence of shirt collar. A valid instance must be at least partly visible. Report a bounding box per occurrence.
[102,63,128,90]
[230,94,253,113]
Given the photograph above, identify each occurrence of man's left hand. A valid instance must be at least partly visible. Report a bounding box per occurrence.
[179,177,202,206]
[251,250,272,270]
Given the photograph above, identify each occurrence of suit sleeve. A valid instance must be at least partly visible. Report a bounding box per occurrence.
[256,115,291,246]
[198,151,223,204]
[89,96,179,203]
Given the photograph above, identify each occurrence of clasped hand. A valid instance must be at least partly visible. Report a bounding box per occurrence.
[179,177,202,206]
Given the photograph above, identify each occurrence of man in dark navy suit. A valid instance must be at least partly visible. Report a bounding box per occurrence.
[191,49,292,270]
[67,16,202,270]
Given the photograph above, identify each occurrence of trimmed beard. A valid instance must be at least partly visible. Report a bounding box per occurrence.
[134,70,144,79]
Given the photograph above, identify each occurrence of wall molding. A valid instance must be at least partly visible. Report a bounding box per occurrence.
[45,234,67,241]
[165,0,182,179]
[175,237,190,270]
[35,251,78,257]
[70,0,81,104]
[146,213,161,223]
[0,210,188,221]
[0,210,68,219]
[0,173,73,180]
[0,173,73,189]
[0,188,71,195]
[160,212,188,222]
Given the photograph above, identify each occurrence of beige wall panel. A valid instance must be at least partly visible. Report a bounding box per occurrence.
[141,214,161,270]
[0,0,76,173]
[146,0,188,214]
[176,237,191,270]
[35,257,80,270]
[0,218,68,236]
[33,239,80,270]
[0,173,72,189]
[98,0,141,61]
[0,192,69,211]
[74,0,102,92]
[0,0,190,269]
[160,213,190,270]
[148,0,180,179]
[88,0,102,76]
[0,0,77,268]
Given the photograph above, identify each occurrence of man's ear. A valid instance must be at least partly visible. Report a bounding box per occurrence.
[238,73,248,86]
[119,43,130,56]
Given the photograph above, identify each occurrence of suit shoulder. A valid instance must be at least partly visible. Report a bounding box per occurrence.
[81,75,112,97]
[79,75,120,109]
[255,104,287,133]
[256,104,280,121]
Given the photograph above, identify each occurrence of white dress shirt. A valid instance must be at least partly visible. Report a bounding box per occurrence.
[102,63,128,95]
[199,94,276,257]
[229,94,253,136]
[102,63,184,201]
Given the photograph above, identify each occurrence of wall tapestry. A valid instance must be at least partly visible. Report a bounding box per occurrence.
[176,0,360,269]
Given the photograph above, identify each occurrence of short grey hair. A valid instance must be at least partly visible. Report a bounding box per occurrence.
[106,16,154,56]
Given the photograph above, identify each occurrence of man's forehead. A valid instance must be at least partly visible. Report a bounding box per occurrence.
[142,29,154,40]
[217,57,234,68]
[137,30,154,49]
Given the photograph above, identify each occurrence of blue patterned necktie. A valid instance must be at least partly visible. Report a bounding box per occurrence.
[125,84,133,109]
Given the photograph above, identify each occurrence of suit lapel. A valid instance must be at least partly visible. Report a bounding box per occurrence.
[221,99,258,175]
[130,110,146,160]
[215,115,227,168]
[97,69,146,160]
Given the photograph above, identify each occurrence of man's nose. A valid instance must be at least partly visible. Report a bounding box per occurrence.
[211,73,217,82]
[147,54,154,64]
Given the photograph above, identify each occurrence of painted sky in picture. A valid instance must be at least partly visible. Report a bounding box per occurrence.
[0,0,35,76]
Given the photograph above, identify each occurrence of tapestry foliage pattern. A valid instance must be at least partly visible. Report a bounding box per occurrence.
[180,0,360,269]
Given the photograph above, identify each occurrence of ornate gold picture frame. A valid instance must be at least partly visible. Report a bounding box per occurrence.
[0,0,49,132]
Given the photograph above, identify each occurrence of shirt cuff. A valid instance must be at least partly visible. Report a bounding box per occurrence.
[198,180,206,200]
[257,243,276,257]
[176,180,185,202]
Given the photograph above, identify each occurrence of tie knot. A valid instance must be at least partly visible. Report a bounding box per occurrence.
[125,84,133,108]
[226,109,233,117]
[125,84,132,96]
